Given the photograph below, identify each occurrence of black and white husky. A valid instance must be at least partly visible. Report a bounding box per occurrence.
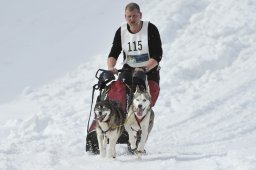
[94,100,125,158]
[125,86,154,157]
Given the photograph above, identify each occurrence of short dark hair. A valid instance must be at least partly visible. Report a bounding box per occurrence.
[125,3,140,12]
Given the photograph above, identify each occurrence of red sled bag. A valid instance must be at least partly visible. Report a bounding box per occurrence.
[148,80,160,107]
[107,80,127,112]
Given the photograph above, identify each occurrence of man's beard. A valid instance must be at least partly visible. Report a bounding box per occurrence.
[130,21,140,27]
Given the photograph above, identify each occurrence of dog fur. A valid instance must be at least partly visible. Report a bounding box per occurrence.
[94,100,125,158]
[125,86,154,157]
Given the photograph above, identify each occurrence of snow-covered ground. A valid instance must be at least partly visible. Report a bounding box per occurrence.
[1,0,256,169]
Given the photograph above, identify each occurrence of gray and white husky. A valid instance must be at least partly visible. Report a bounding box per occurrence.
[94,100,125,158]
[125,86,154,157]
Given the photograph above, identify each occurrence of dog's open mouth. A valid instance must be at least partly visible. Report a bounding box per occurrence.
[96,115,106,122]
[136,108,145,116]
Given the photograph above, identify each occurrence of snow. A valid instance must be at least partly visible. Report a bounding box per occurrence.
[1,0,256,169]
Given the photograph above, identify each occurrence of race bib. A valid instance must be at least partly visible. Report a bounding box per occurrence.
[126,53,149,67]
[121,21,150,67]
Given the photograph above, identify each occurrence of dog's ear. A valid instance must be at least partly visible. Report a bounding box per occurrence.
[135,85,141,94]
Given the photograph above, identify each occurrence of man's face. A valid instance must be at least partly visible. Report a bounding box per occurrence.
[125,9,141,27]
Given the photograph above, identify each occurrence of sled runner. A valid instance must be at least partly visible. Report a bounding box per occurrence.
[85,69,147,154]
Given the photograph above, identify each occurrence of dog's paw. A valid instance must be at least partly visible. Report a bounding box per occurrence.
[136,149,147,159]
[108,153,116,159]
[100,150,106,158]
[126,149,146,160]
[127,147,137,155]
[108,149,116,159]
[136,149,146,154]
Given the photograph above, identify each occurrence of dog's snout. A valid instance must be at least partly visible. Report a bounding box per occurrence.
[99,111,102,115]
[138,104,142,108]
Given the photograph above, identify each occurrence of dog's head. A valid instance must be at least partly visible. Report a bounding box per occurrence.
[94,100,112,122]
[132,86,151,118]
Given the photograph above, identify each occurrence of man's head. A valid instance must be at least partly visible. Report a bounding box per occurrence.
[125,3,142,27]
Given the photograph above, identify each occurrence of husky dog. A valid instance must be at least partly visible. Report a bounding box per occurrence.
[125,86,154,157]
[94,100,125,158]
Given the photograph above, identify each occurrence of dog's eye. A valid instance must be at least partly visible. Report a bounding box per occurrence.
[102,108,109,111]
[143,99,146,102]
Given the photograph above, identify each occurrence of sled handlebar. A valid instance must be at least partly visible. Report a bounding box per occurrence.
[95,69,125,80]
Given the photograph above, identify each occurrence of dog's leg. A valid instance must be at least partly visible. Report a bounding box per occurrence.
[102,135,108,157]
[108,130,119,159]
[137,129,148,152]
[126,126,137,151]
[96,132,106,158]
[125,113,139,153]
[137,114,151,154]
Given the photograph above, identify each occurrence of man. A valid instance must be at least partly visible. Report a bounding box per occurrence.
[107,2,163,107]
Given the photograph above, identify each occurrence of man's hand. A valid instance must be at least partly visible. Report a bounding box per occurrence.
[108,67,118,75]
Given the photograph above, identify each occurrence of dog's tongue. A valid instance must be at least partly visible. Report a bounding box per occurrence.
[137,108,144,116]
[97,115,106,122]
